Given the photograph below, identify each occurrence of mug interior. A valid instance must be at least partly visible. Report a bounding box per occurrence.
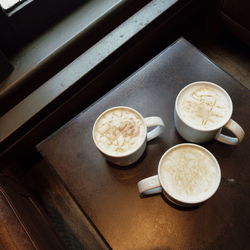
[92,106,147,158]
[175,81,233,132]
[158,143,221,205]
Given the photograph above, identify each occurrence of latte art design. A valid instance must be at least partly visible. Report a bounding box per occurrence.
[184,87,224,126]
[94,108,145,156]
[178,84,231,130]
[103,120,140,141]
[160,146,218,202]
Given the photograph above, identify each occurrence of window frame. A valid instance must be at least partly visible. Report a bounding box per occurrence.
[0,0,83,55]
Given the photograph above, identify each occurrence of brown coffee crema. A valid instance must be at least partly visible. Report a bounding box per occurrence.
[94,107,146,156]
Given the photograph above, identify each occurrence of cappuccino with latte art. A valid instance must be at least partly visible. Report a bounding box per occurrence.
[137,143,221,206]
[159,144,220,203]
[174,81,244,145]
[177,83,232,130]
[93,107,146,156]
[92,106,165,165]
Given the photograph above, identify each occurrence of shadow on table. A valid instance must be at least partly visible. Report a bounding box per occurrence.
[106,147,148,170]
[139,191,202,211]
[161,194,203,211]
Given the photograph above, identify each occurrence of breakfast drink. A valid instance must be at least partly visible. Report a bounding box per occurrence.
[176,83,232,130]
[159,144,220,203]
[93,107,146,156]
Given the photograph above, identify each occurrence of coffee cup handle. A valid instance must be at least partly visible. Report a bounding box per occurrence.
[144,117,165,141]
[215,119,245,145]
[137,175,162,196]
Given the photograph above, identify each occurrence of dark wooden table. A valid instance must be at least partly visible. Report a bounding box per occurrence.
[38,38,250,250]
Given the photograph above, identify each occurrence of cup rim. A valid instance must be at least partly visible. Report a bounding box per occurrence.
[175,81,233,132]
[158,143,221,205]
[92,106,147,158]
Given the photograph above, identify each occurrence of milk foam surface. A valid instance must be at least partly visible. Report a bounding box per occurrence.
[94,108,146,156]
[177,83,231,130]
[160,145,218,203]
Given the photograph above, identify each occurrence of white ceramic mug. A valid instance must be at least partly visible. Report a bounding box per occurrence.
[137,143,221,207]
[174,81,245,145]
[92,106,165,166]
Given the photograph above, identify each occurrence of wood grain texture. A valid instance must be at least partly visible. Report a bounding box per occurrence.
[23,160,110,250]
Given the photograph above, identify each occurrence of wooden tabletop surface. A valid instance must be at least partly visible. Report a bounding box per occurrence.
[38,38,250,250]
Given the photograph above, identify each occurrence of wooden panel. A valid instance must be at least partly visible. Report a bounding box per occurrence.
[23,160,110,249]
